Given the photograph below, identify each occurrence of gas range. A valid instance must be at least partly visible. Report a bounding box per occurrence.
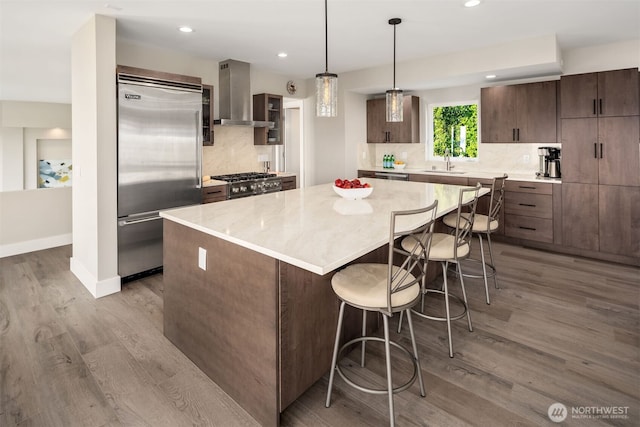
[210,172,282,199]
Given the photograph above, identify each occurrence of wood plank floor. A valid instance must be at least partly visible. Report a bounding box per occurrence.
[1,242,638,426]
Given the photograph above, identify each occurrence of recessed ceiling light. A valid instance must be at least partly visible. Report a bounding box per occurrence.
[178,26,193,33]
[104,3,123,11]
[486,74,497,79]
[277,52,288,58]
[464,0,481,7]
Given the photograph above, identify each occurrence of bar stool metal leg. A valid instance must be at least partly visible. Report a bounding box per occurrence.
[478,234,491,304]
[457,263,473,332]
[361,310,367,367]
[487,233,499,289]
[326,301,346,408]
[382,315,395,427]
[405,309,426,397]
[441,261,454,358]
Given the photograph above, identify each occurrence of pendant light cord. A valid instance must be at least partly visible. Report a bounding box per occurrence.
[393,22,396,88]
[324,0,329,73]
[388,18,401,89]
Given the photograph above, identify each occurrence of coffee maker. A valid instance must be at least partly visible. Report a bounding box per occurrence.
[537,147,562,178]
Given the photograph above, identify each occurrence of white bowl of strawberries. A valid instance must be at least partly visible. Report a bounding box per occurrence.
[333,178,373,200]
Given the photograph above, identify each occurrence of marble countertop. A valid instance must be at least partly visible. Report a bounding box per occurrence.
[362,167,562,184]
[161,179,486,275]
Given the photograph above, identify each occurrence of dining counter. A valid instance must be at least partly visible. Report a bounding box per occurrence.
[161,178,483,275]
[160,179,487,427]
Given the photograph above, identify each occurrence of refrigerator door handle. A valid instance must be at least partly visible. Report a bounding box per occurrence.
[196,111,202,189]
[119,215,162,226]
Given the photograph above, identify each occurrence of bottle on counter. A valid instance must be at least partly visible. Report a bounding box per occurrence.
[383,154,388,168]
[390,154,395,168]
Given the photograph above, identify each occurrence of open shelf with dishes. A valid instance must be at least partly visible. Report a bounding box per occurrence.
[254,93,283,145]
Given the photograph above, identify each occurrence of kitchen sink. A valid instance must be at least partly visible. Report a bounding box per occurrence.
[422,169,467,174]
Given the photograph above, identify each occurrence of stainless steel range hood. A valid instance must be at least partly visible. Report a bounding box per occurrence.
[213,59,274,128]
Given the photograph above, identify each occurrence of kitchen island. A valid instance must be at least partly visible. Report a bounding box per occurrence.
[160,179,485,427]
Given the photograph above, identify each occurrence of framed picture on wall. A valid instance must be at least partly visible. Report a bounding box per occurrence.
[38,159,72,188]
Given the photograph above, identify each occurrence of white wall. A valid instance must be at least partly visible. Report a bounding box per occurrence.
[70,14,119,298]
[0,101,71,191]
[0,188,72,257]
[0,101,72,257]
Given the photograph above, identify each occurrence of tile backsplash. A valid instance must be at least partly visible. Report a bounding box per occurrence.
[360,142,561,176]
[202,126,273,175]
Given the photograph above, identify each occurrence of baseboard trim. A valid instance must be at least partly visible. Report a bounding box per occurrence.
[0,233,72,258]
[70,257,121,298]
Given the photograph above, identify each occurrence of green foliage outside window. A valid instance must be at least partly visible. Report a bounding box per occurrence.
[432,104,478,158]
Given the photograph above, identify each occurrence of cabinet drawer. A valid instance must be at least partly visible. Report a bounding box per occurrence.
[281,177,297,191]
[504,180,553,195]
[505,215,553,243]
[202,185,228,203]
[358,170,377,178]
[505,192,553,218]
[410,174,469,186]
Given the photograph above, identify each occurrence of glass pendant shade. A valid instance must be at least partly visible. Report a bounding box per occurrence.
[316,72,338,117]
[386,89,403,122]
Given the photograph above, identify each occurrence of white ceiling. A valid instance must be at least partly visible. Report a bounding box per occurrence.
[1,0,639,103]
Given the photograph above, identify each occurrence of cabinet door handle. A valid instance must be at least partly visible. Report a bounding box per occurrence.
[600,143,603,159]
[599,98,603,115]
[518,185,536,189]
[512,128,516,141]
[516,128,520,141]
[518,226,537,231]
[593,99,597,115]
[518,203,536,207]
[594,143,598,158]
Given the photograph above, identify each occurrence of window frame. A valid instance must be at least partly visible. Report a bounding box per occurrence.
[426,100,480,162]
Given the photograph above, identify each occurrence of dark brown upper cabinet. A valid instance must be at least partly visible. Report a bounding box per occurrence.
[560,68,639,118]
[481,81,557,143]
[366,96,420,143]
[202,84,213,146]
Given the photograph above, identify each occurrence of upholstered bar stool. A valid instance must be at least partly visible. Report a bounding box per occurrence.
[400,184,480,358]
[443,174,507,305]
[325,201,438,427]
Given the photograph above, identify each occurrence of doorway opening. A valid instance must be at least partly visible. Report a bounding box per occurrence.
[277,99,305,188]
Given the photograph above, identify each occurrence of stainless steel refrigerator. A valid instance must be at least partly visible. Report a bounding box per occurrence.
[117,73,202,279]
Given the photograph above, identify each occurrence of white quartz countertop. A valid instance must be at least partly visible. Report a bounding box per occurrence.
[362,167,562,184]
[161,179,487,276]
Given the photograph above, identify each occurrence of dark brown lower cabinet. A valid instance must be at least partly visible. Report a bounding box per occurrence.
[561,183,599,251]
[598,185,640,257]
[562,183,640,259]
[281,176,296,191]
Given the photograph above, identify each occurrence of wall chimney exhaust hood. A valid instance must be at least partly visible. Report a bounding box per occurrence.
[213,59,274,128]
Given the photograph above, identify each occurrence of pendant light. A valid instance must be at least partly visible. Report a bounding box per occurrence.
[386,18,403,122]
[315,0,338,117]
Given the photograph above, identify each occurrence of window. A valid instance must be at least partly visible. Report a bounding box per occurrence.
[428,101,478,160]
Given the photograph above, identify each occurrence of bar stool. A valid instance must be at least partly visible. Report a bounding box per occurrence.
[325,201,438,427]
[443,175,507,305]
[400,184,480,358]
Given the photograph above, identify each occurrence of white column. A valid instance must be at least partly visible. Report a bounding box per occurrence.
[70,14,120,298]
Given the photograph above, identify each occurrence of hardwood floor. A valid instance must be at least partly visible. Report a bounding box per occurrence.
[1,243,638,426]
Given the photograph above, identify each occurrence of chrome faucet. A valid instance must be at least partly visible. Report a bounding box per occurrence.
[444,148,454,171]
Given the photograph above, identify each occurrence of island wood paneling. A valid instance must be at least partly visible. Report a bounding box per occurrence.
[163,220,388,426]
[163,220,279,427]
[278,245,386,411]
